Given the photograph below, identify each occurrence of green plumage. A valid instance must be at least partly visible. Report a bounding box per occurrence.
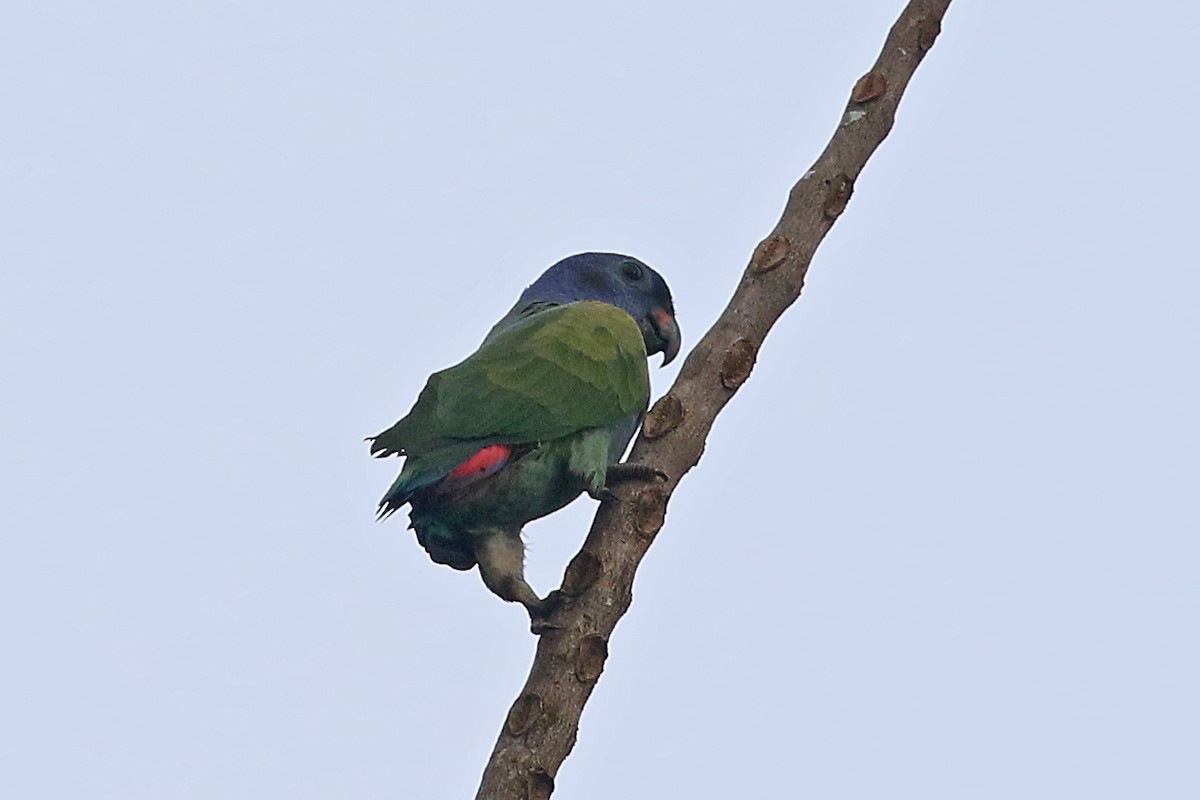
[372,301,647,457]
[370,301,650,536]
[369,251,679,622]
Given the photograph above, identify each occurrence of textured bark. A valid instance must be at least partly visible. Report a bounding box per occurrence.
[475,2,953,797]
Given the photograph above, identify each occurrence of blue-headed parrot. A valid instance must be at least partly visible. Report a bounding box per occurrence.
[369,252,680,620]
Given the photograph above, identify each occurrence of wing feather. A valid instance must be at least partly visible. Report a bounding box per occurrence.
[369,302,649,458]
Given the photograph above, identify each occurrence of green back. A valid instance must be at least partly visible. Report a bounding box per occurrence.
[371,301,650,458]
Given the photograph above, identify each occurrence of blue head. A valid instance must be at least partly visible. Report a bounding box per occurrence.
[496,252,681,365]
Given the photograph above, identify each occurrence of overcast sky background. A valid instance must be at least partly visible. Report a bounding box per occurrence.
[3,1,1198,798]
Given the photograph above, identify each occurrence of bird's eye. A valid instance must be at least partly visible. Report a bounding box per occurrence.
[621,261,644,282]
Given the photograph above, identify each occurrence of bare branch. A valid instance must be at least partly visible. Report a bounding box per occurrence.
[476,2,953,797]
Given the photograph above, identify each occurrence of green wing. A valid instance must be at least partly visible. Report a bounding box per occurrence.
[370,301,649,458]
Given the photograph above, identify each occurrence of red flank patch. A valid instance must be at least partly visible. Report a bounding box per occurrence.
[447,445,511,480]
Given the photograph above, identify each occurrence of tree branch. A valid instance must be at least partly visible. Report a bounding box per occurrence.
[475,2,953,797]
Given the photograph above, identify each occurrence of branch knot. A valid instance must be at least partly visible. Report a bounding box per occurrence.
[850,71,888,103]
[643,395,684,439]
[750,234,792,274]
[720,338,759,389]
[822,173,855,219]
[634,488,669,538]
[505,693,544,738]
[574,635,609,683]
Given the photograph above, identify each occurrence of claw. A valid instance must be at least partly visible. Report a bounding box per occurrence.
[588,486,620,503]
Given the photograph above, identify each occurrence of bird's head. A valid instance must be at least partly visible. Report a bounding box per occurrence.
[514,252,681,365]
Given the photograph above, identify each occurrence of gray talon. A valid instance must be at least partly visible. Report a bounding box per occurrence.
[588,487,620,503]
[605,463,669,485]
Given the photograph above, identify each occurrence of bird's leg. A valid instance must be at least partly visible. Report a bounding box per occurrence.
[605,463,669,485]
[472,529,567,634]
[472,528,544,613]
[569,429,612,502]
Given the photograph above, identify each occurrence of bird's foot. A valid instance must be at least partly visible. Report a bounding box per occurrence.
[527,590,569,636]
[605,463,669,485]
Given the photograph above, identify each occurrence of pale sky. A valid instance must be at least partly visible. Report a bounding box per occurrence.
[3,1,1198,798]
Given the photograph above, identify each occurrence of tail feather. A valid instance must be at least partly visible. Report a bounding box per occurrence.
[376,470,442,520]
[375,442,514,520]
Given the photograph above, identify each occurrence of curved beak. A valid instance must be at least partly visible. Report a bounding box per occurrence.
[651,308,681,366]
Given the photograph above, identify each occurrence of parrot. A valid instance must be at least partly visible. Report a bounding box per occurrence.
[368,252,680,621]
